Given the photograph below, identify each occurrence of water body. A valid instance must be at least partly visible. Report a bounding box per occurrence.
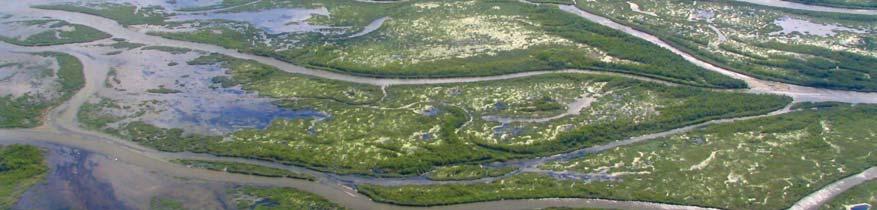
[14,144,131,210]
[734,0,877,15]
[851,204,872,210]
[770,16,867,36]
[106,0,223,11]
[99,48,326,134]
[347,17,388,38]
[170,8,339,34]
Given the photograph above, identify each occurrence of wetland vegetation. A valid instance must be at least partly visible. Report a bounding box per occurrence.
[0,19,109,46]
[822,179,877,210]
[230,186,346,210]
[3,0,877,209]
[0,144,47,209]
[358,104,877,209]
[172,159,315,180]
[786,0,877,9]
[425,165,517,181]
[575,0,877,91]
[78,52,790,176]
[0,52,84,128]
[36,0,745,88]
[34,3,167,26]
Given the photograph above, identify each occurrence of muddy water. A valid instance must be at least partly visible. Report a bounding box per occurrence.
[2,142,232,210]
[0,51,61,99]
[13,144,130,210]
[735,0,877,15]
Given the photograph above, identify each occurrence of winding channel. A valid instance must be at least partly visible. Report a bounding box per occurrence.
[0,0,876,209]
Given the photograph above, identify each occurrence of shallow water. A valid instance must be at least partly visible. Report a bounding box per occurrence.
[14,145,131,210]
[0,51,61,99]
[347,17,388,38]
[770,16,866,36]
[170,8,338,34]
[5,142,234,210]
[96,48,327,134]
[0,20,73,40]
[106,0,223,11]
[851,204,872,210]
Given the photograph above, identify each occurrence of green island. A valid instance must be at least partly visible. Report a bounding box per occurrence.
[785,0,877,9]
[822,180,877,210]
[38,0,744,88]
[141,46,192,55]
[426,165,517,181]
[230,186,346,210]
[0,52,85,128]
[0,19,109,46]
[77,53,789,176]
[172,159,315,180]
[357,104,877,209]
[150,196,188,210]
[0,144,48,209]
[575,0,877,91]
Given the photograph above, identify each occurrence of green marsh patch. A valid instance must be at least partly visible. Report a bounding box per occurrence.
[576,0,877,91]
[79,53,789,176]
[0,145,48,209]
[358,104,877,209]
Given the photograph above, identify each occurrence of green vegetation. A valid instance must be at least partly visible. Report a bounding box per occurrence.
[576,0,877,91]
[230,186,346,210]
[172,159,315,180]
[141,46,192,55]
[822,180,877,210]
[146,86,183,94]
[143,0,744,88]
[786,0,877,9]
[150,196,188,210]
[426,165,517,181]
[359,104,877,209]
[0,145,48,209]
[0,19,109,46]
[98,40,145,50]
[0,52,84,128]
[79,54,788,176]
[34,3,167,26]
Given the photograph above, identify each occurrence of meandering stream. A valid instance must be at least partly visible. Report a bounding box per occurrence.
[1,0,875,209]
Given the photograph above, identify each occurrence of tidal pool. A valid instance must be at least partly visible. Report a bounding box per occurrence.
[96,46,327,135]
[170,8,342,34]
[0,51,62,100]
[850,204,872,210]
[770,16,867,37]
